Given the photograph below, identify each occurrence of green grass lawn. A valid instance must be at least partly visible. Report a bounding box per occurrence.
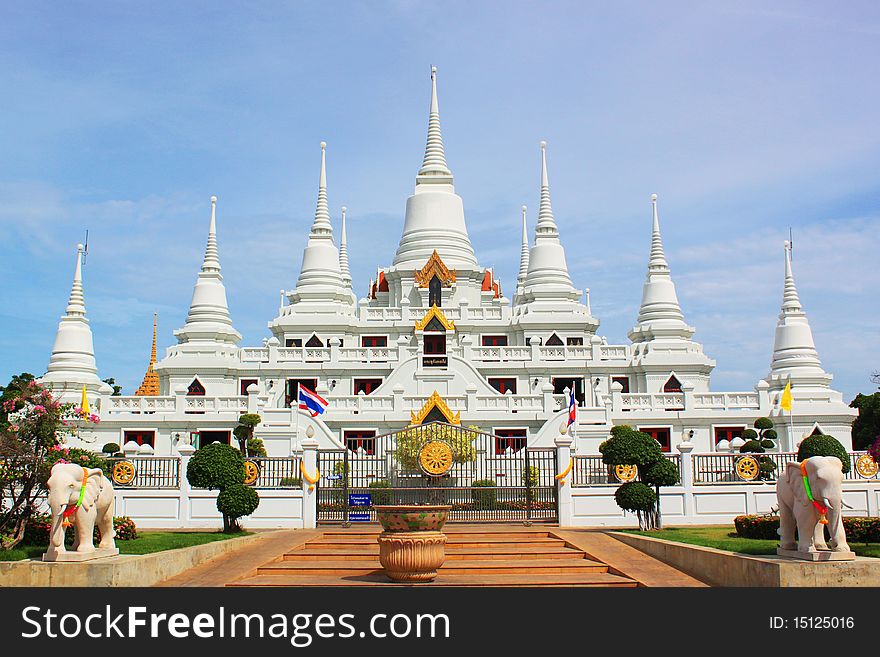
[0,531,250,562]
[622,526,880,558]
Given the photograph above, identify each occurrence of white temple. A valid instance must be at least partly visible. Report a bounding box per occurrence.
[41,68,857,464]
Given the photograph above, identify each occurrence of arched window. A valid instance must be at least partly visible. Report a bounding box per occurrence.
[663,375,682,393]
[428,275,442,307]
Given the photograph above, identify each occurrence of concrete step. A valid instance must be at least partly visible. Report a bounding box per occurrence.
[320,530,553,539]
[258,558,609,577]
[304,537,564,549]
[283,546,584,561]
[230,572,637,588]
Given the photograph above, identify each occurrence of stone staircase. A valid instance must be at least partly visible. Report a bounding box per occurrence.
[229,527,639,587]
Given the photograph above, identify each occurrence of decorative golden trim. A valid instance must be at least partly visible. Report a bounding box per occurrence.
[614,464,638,483]
[111,461,136,485]
[300,461,321,492]
[555,458,574,486]
[244,460,260,486]
[410,390,460,425]
[419,440,454,476]
[413,250,456,288]
[414,305,455,331]
[735,456,759,481]
[855,454,879,479]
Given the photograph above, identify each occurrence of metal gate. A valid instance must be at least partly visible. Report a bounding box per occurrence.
[316,422,558,524]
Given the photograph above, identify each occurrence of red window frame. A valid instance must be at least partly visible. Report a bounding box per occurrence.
[639,427,671,452]
[611,376,630,393]
[714,426,745,443]
[239,379,258,396]
[481,335,508,347]
[489,378,517,394]
[345,430,377,455]
[123,430,155,447]
[423,334,446,355]
[354,379,383,395]
[361,336,388,348]
[494,429,527,455]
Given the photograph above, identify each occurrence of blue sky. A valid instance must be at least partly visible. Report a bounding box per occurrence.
[1,2,878,401]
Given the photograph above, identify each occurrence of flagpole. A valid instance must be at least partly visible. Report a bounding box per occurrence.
[293,383,301,455]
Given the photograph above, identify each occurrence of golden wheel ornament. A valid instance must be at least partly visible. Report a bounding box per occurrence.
[244,460,260,486]
[614,464,638,483]
[855,454,879,479]
[735,456,760,481]
[111,460,136,485]
[418,440,454,477]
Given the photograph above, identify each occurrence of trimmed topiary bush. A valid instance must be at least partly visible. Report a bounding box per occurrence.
[740,439,763,453]
[754,417,774,431]
[742,429,758,441]
[471,479,497,509]
[368,480,392,505]
[186,443,246,490]
[102,442,121,455]
[797,434,851,474]
[217,484,260,531]
[614,482,656,513]
[643,458,679,487]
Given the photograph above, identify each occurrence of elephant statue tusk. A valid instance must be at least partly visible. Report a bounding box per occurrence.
[823,497,834,510]
[839,499,855,510]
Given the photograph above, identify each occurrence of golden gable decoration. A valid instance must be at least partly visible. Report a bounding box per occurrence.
[410,390,461,425]
[414,305,455,331]
[414,250,456,288]
[135,314,161,396]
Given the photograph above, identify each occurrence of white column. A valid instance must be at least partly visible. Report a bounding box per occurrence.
[555,433,573,527]
[676,438,695,520]
[300,438,319,529]
[177,443,195,528]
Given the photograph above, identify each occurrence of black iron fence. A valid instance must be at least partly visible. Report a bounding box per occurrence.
[317,422,558,523]
[245,456,302,488]
[692,451,875,484]
[106,456,180,489]
[571,453,683,487]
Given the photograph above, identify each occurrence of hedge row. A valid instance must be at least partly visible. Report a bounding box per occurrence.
[24,513,138,545]
[734,514,880,543]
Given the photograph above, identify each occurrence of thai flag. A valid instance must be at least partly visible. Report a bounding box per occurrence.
[567,388,577,427]
[298,384,328,417]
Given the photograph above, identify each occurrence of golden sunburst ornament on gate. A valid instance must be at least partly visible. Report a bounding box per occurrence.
[418,440,454,477]
[735,456,759,481]
[855,454,878,479]
[614,464,638,483]
[111,460,136,485]
[244,460,260,486]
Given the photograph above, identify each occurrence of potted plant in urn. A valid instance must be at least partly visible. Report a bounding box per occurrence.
[374,431,456,582]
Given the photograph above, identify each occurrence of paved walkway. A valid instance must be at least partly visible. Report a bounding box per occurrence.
[158,525,706,587]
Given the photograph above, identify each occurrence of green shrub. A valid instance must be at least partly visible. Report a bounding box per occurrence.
[216,483,260,531]
[279,477,301,488]
[797,434,851,474]
[24,514,138,544]
[41,447,108,483]
[614,482,656,512]
[600,426,662,467]
[742,429,758,441]
[101,443,121,455]
[246,437,267,457]
[186,443,246,490]
[522,465,539,487]
[761,439,775,449]
[754,417,774,431]
[735,515,880,543]
[643,458,679,487]
[471,479,497,509]
[762,429,777,442]
[368,480,392,505]
[740,439,764,453]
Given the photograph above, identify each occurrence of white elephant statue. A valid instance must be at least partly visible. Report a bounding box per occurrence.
[776,455,850,554]
[45,462,117,559]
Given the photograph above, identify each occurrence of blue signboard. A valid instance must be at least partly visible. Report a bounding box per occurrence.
[348,494,372,507]
[326,474,342,481]
[349,512,371,522]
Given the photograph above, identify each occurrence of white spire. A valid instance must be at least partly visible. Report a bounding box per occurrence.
[766,240,830,389]
[339,206,352,288]
[517,205,530,284]
[628,194,694,343]
[392,68,477,269]
[174,196,242,346]
[41,243,112,398]
[519,142,582,306]
[417,66,452,185]
[290,142,351,307]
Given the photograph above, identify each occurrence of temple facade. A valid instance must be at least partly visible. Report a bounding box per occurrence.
[40,68,857,465]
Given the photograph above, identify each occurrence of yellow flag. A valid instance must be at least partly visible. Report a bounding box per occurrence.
[780,381,792,412]
[80,385,90,415]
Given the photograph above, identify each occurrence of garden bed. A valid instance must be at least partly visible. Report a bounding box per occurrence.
[0,530,250,562]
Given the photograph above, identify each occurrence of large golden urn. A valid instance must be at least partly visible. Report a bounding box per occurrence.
[374,505,451,582]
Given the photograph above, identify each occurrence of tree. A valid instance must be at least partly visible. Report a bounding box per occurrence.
[102,378,122,396]
[186,442,260,531]
[850,392,880,451]
[797,434,851,474]
[600,425,678,530]
[739,417,777,480]
[233,414,262,457]
[0,377,80,549]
